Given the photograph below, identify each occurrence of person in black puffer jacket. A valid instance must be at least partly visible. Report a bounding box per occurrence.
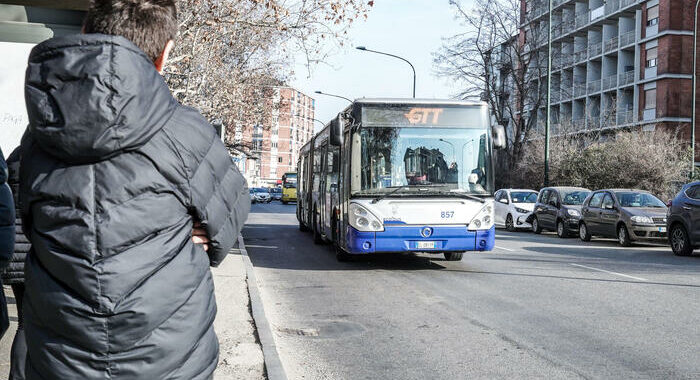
[19,1,249,378]
[0,147,15,341]
[3,147,28,380]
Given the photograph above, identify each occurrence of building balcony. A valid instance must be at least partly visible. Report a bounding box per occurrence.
[618,71,634,86]
[602,75,617,90]
[574,83,587,97]
[573,118,586,130]
[602,113,617,127]
[588,42,602,57]
[562,55,573,67]
[551,89,561,103]
[588,116,601,128]
[605,0,620,14]
[587,79,601,94]
[604,37,619,53]
[620,0,637,9]
[560,87,573,101]
[574,50,587,64]
[575,12,589,29]
[619,30,635,47]
[617,109,635,124]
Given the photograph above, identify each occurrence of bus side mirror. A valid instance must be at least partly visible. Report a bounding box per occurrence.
[330,116,343,146]
[492,124,506,149]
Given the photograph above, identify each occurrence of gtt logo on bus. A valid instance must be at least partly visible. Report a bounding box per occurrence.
[404,108,444,125]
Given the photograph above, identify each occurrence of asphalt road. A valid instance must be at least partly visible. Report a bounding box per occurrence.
[244,202,700,380]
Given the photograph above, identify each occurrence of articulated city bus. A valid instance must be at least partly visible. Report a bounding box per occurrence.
[281,172,297,204]
[297,99,505,261]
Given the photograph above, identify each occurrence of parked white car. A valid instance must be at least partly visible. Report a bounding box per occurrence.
[494,189,539,231]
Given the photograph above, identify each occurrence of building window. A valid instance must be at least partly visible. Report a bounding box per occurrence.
[645,47,657,68]
[646,6,658,26]
[644,88,656,109]
[278,157,283,163]
[272,142,277,148]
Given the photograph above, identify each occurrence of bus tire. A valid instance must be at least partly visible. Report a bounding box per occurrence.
[444,252,464,261]
[313,208,323,244]
[299,221,309,232]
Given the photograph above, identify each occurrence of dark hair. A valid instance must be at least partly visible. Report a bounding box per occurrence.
[83,0,177,63]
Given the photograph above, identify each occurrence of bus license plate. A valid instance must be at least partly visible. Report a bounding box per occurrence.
[658,227,666,233]
[416,241,436,249]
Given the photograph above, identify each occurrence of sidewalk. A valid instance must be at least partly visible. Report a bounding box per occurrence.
[0,250,265,379]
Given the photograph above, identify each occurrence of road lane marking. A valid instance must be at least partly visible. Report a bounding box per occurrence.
[245,244,279,249]
[570,263,648,282]
[495,246,515,252]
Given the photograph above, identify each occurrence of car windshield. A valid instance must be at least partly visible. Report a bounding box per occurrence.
[615,192,665,208]
[511,191,537,203]
[561,190,590,205]
[271,188,282,194]
[255,188,268,193]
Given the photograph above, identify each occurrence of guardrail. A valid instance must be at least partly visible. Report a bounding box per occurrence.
[587,79,601,94]
[604,37,619,53]
[602,75,617,90]
[574,83,587,97]
[619,30,635,47]
[618,71,634,86]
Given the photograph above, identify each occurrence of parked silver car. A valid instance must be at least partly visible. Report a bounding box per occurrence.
[579,189,667,246]
[252,188,272,203]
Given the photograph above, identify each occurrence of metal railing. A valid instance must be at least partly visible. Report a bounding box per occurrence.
[574,83,587,97]
[618,70,634,86]
[619,30,635,47]
[575,12,589,29]
[562,55,573,67]
[602,75,617,90]
[560,87,573,101]
[588,42,602,57]
[620,0,636,9]
[587,79,601,94]
[604,37,619,53]
[574,50,587,63]
[617,109,635,124]
[605,0,620,14]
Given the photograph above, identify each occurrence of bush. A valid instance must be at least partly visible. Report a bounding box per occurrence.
[510,129,691,201]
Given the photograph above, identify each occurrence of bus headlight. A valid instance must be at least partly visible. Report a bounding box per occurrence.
[468,203,495,231]
[349,203,384,232]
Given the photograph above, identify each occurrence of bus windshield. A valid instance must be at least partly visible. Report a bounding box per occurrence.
[354,126,491,195]
[282,173,297,188]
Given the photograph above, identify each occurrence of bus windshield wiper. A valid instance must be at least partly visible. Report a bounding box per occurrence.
[370,184,444,204]
[428,190,486,203]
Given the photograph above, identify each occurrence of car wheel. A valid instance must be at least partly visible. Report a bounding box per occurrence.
[313,209,323,245]
[556,220,569,238]
[670,225,693,256]
[579,222,591,241]
[505,214,515,232]
[617,224,632,247]
[444,252,464,261]
[532,216,542,234]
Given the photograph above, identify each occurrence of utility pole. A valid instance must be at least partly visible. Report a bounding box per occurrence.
[544,0,553,186]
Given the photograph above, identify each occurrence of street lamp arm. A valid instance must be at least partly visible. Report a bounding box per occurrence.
[356,46,416,98]
[314,90,353,103]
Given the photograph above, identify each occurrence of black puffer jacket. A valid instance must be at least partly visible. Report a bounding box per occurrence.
[1,148,28,285]
[20,34,249,379]
[0,148,14,271]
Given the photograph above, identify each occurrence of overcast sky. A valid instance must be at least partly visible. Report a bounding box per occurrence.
[290,0,471,131]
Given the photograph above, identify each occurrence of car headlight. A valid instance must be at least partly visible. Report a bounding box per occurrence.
[468,203,494,231]
[631,215,653,224]
[566,209,580,217]
[514,207,529,214]
[349,203,384,232]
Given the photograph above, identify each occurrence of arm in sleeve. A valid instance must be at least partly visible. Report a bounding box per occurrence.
[190,137,250,267]
[0,149,15,270]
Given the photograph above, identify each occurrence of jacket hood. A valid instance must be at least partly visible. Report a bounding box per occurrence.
[25,34,177,164]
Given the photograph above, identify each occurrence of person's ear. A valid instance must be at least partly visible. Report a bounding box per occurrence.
[154,40,175,74]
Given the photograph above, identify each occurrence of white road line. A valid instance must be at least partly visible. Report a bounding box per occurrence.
[570,263,649,282]
[495,246,515,252]
[245,244,279,249]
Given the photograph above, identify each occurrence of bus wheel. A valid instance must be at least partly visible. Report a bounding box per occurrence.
[313,209,323,245]
[444,252,464,261]
[299,220,309,232]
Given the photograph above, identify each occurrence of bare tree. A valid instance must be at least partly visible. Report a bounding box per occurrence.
[165,0,373,155]
[434,0,553,185]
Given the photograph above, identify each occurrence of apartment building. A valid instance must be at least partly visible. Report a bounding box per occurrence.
[235,87,315,187]
[521,0,697,151]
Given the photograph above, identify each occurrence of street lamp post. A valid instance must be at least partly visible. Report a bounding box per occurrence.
[544,0,553,186]
[356,46,416,98]
[692,0,700,178]
[314,90,353,103]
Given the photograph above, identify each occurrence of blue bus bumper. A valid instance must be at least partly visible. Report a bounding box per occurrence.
[346,225,495,255]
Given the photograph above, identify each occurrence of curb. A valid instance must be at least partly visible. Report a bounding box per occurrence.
[238,235,288,380]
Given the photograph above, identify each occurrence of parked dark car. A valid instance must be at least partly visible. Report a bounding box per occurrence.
[667,181,700,256]
[579,189,667,246]
[528,187,591,238]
